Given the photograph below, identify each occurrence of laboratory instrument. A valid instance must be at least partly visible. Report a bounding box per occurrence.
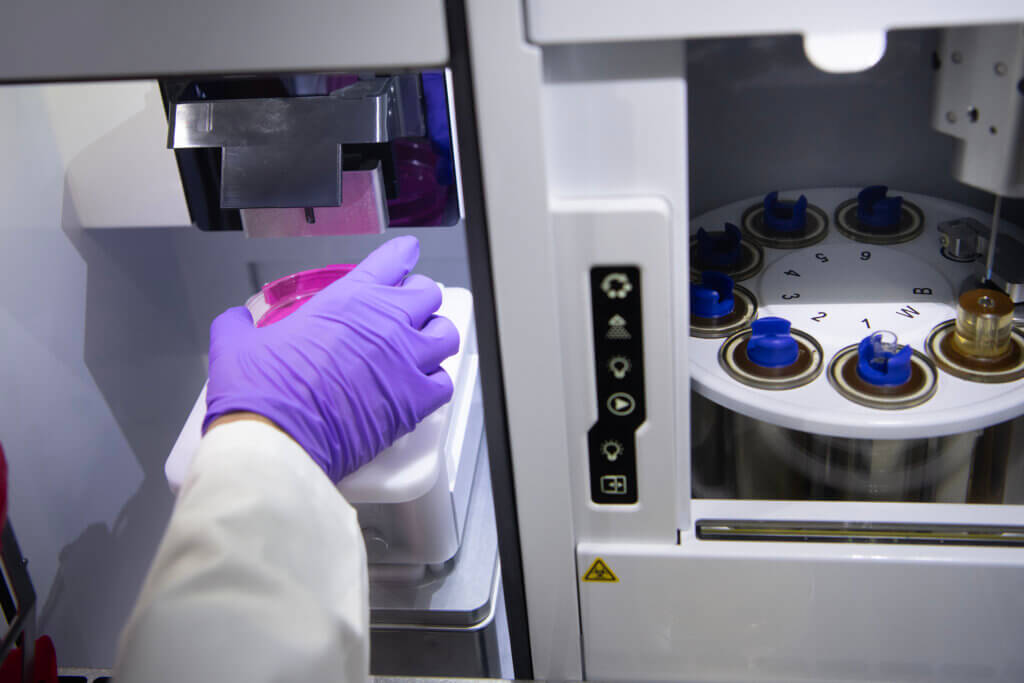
[6,1,1024,681]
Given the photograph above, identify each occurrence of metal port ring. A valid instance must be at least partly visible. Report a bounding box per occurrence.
[719,325,823,390]
[740,201,829,249]
[926,320,1024,383]
[690,284,759,339]
[689,237,764,283]
[834,197,925,245]
[828,344,938,410]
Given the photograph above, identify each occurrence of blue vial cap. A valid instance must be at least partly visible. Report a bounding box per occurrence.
[763,191,808,233]
[856,185,903,231]
[691,271,735,318]
[696,223,742,269]
[746,317,799,368]
[856,331,912,386]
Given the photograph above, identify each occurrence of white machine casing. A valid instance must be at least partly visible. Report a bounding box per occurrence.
[166,287,482,571]
[464,3,1024,681]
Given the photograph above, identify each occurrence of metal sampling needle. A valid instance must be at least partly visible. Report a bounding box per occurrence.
[985,194,1002,283]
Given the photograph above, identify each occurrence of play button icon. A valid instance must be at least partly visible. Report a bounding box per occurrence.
[606,392,636,417]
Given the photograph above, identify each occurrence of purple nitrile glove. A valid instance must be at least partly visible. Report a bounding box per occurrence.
[203,236,460,483]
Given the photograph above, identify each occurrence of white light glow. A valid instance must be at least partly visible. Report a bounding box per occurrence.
[803,31,887,73]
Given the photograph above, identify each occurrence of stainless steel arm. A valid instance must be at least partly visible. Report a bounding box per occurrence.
[168,76,424,209]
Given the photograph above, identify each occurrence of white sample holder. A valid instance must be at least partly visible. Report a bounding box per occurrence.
[166,287,482,573]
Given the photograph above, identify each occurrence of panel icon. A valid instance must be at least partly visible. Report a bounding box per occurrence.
[599,474,628,495]
[600,272,634,299]
[608,355,631,379]
[600,440,623,462]
[606,392,636,417]
[606,314,632,340]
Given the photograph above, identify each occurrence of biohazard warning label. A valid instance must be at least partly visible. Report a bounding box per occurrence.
[581,558,618,583]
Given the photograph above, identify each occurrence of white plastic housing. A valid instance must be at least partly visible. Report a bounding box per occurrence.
[466,4,1024,681]
[579,504,1024,683]
[1,0,449,81]
[36,81,191,228]
[165,287,480,567]
[524,1,1024,46]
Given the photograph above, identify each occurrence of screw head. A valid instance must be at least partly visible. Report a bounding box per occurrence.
[995,62,1008,76]
[945,110,957,123]
[951,50,963,64]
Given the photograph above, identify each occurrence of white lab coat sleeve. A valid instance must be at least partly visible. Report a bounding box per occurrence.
[114,421,369,683]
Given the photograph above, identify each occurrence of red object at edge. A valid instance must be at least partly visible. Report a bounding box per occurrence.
[0,636,58,683]
[0,441,6,534]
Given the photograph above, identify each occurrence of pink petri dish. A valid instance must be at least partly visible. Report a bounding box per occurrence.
[249,264,356,327]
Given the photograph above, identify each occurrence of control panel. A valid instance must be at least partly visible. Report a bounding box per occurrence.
[588,266,646,504]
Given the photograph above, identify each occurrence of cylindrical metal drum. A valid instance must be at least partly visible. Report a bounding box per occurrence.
[692,389,1023,504]
[690,391,735,498]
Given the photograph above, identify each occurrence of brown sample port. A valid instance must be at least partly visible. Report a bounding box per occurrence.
[719,327,823,390]
[690,284,758,339]
[834,196,924,245]
[828,344,938,410]
[926,288,1024,383]
[688,236,764,282]
[740,200,829,249]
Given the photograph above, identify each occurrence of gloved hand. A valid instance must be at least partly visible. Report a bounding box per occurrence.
[203,236,459,483]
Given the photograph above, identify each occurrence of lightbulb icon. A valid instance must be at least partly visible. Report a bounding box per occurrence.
[608,356,631,380]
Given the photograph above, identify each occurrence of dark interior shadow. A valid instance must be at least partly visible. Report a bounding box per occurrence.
[686,30,1024,224]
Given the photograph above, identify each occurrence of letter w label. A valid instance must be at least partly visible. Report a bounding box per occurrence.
[896,305,920,319]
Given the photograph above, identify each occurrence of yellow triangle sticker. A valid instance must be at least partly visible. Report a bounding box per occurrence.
[582,558,618,583]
